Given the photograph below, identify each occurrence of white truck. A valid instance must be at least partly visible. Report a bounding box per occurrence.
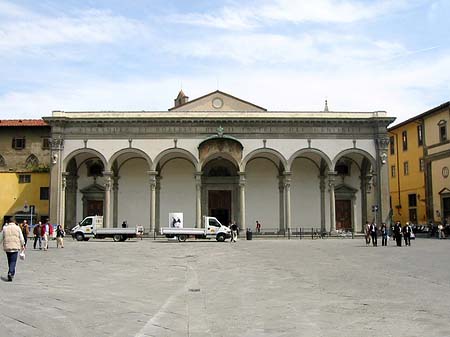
[160,216,231,242]
[71,216,144,242]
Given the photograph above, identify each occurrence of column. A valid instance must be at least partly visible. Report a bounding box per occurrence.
[376,137,391,225]
[328,172,337,233]
[319,175,326,233]
[352,195,358,234]
[61,173,67,228]
[284,172,292,232]
[112,175,120,228]
[148,171,157,233]
[239,172,246,231]
[278,175,285,233]
[49,137,64,225]
[195,172,202,228]
[156,175,161,231]
[103,171,112,228]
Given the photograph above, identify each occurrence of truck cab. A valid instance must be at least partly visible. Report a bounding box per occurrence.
[71,216,103,241]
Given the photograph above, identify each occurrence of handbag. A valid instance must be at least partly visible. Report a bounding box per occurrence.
[19,251,25,261]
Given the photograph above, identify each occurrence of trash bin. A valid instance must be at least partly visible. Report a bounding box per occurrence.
[246,228,252,240]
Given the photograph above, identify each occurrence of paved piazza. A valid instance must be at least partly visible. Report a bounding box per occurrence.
[1,237,450,337]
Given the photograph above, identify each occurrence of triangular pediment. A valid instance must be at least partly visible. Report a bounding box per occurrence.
[335,184,358,198]
[169,90,266,112]
[439,187,450,195]
[80,183,105,194]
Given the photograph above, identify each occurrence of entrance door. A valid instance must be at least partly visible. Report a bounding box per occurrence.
[87,200,103,216]
[208,190,231,226]
[443,196,450,220]
[335,200,351,230]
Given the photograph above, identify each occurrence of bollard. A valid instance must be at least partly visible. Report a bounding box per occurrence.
[311,228,314,240]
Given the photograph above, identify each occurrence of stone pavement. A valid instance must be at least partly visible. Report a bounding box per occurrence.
[1,237,450,337]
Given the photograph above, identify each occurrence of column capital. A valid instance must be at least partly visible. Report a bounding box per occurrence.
[104,175,112,190]
[147,170,158,186]
[238,171,246,186]
[102,170,113,177]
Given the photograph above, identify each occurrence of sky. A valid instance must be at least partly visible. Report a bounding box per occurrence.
[0,0,449,125]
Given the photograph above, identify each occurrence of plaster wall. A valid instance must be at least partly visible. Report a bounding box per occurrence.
[117,158,150,227]
[159,159,196,227]
[245,159,279,230]
[291,158,321,228]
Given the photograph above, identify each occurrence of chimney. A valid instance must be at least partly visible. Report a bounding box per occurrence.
[174,90,189,107]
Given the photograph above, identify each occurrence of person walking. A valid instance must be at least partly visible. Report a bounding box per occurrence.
[0,218,25,282]
[403,222,412,246]
[370,222,378,247]
[394,221,402,247]
[255,220,261,234]
[33,221,42,250]
[41,219,53,251]
[21,220,30,248]
[438,223,445,239]
[56,224,65,248]
[364,221,371,246]
[381,223,388,246]
[230,221,238,243]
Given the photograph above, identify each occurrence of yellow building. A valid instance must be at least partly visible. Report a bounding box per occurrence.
[388,116,426,225]
[423,101,450,224]
[0,120,51,224]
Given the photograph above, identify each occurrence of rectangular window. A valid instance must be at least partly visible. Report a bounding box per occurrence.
[389,136,395,155]
[408,194,417,207]
[419,158,424,172]
[417,125,423,146]
[391,165,396,177]
[402,131,408,151]
[440,125,447,142]
[12,137,26,150]
[42,138,50,150]
[40,187,49,200]
[18,174,31,183]
[403,161,409,175]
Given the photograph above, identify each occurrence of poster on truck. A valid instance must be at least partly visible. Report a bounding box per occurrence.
[169,213,183,228]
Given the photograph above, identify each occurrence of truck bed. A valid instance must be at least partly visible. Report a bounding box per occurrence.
[95,228,138,235]
[160,227,206,235]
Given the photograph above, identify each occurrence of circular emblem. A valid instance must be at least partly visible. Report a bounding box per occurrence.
[212,97,223,109]
[443,166,449,178]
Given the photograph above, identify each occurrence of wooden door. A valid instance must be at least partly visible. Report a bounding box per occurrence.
[335,200,351,230]
[87,200,103,216]
[208,190,231,226]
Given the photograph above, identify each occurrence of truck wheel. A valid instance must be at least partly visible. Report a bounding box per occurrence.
[75,233,84,242]
[216,233,225,242]
[120,235,127,242]
[178,234,187,242]
[113,234,122,242]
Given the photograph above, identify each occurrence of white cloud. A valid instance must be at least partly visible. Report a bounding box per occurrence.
[0,6,146,53]
[169,0,409,29]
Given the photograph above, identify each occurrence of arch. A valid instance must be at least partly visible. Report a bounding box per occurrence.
[240,148,287,172]
[200,151,239,171]
[332,148,376,169]
[108,148,152,171]
[63,148,107,170]
[25,154,39,167]
[152,148,198,171]
[287,148,332,171]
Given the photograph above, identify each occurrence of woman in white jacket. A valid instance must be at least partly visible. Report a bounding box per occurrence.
[1,218,25,281]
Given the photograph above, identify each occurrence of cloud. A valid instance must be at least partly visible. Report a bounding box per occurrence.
[168,0,409,29]
[0,6,146,53]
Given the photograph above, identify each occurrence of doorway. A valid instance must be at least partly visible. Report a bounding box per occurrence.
[335,200,351,230]
[208,190,231,226]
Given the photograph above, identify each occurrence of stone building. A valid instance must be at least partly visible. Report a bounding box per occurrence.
[0,120,51,224]
[43,90,394,233]
[422,101,450,223]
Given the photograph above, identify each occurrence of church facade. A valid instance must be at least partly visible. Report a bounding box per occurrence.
[44,90,394,234]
